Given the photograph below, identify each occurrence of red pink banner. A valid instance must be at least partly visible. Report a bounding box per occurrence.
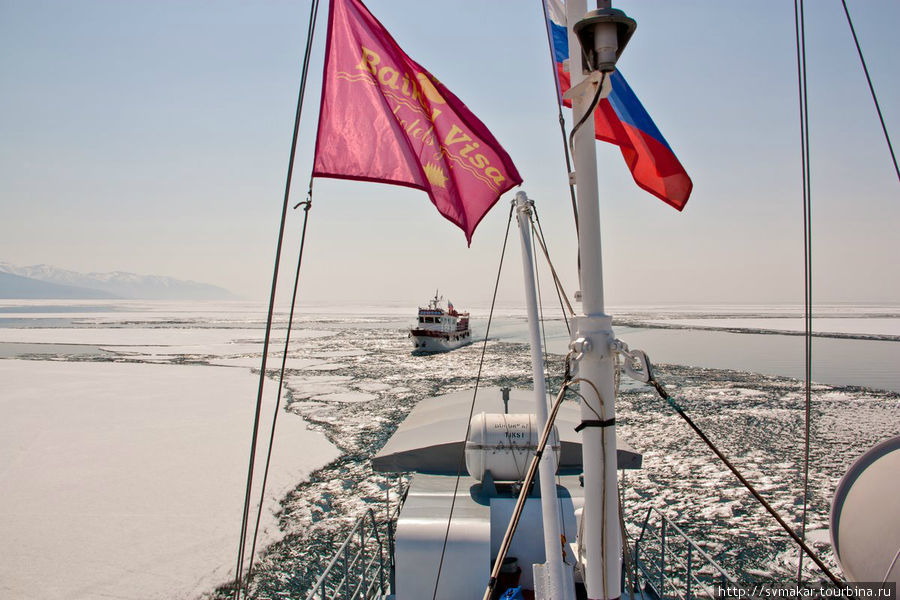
[312,0,522,244]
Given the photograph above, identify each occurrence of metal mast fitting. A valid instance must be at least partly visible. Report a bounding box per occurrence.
[573,1,636,73]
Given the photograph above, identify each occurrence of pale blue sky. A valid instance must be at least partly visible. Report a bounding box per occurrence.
[1,0,897,307]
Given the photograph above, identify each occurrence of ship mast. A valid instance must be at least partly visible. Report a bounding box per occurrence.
[514,191,570,598]
[565,1,635,598]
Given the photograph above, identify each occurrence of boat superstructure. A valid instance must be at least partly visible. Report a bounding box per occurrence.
[304,387,742,600]
[409,292,471,353]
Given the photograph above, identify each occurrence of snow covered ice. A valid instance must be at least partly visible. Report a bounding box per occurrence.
[0,303,340,600]
[1,301,898,598]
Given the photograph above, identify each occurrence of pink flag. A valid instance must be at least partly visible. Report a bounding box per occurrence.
[312,0,522,245]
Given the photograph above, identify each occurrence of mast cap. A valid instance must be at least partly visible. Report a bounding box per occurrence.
[573,7,636,73]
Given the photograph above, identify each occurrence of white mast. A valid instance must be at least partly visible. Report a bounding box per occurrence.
[514,191,571,599]
[564,1,634,598]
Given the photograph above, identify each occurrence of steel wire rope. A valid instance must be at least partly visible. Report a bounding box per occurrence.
[528,215,570,556]
[569,73,607,170]
[840,0,900,182]
[482,375,577,600]
[492,375,613,598]
[565,377,611,598]
[232,0,320,596]
[531,220,553,387]
[530,219,550,489]
[539,0,582,260]
[883,546,900,585]
[245,198,313,584]
[618,494,643,600]
[642,355,845,587]
[499,411,526,489]
[431,203,515,600]
[530,210,578,564]
[617,466,645,600]
[532,206,576,325]
[793,0,814,582]
[528,205,579,567]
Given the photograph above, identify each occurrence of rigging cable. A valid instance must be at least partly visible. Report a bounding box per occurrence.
[482,375,576,600]
[617,467,644,600]
[245,197,313,581]
[532,205,576,326]
[793,0,813,583]
[643,356,845,587]
[530,205,583,557]
[530,219,552,383]
[618,491,643,600]
[568,72,607,171]
[528,214,570,546]
[840,0,900,182]
[539,0,582,249]
[431,203,515,600]
[232,0,320,596]
[566,378,611,597]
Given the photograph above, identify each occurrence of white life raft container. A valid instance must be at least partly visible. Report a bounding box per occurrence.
[464,412,560,482]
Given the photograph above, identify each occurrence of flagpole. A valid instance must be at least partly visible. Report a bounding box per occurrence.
[514,191,572,599]
[565,1,622,598]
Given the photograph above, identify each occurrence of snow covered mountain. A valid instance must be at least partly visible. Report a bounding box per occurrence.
[0,271,120,299]
[0,262,236,300]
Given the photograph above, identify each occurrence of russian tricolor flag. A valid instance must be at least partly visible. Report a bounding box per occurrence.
[545,0,692,210]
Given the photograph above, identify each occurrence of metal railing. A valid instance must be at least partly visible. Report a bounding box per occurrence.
[304,478,407,600]
[633,507,737,600]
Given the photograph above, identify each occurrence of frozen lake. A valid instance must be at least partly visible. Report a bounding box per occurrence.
[1,300,898,598]
[0,316,339,600]
[479,307,900,394]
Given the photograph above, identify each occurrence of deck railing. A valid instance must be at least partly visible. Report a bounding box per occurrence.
[632,506,737,600]
[304,482,734,600]
[304,478,406,600]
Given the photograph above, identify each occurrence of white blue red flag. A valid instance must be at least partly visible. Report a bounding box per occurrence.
[544,0,692,210]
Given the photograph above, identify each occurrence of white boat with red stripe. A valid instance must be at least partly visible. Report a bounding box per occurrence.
[409,291,472,353]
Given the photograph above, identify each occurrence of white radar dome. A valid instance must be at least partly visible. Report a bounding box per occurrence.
[830,435,900,585]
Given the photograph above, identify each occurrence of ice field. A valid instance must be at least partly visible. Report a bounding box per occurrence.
[1,300,898,598]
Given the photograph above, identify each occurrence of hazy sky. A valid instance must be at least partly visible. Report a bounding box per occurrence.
[1,0,897,308]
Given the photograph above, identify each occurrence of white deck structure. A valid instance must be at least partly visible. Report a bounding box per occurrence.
[372,386,642,599]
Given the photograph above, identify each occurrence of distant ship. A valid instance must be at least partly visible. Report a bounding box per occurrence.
[409,291,472,353]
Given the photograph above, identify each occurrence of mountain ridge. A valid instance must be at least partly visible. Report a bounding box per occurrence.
[0,262,237,300]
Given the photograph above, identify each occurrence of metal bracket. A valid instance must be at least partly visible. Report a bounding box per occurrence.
[513,191,534,217]
[612,339,650,384]
[570,336,592,362]
[562,69,612,102]
[568,337,592,376]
